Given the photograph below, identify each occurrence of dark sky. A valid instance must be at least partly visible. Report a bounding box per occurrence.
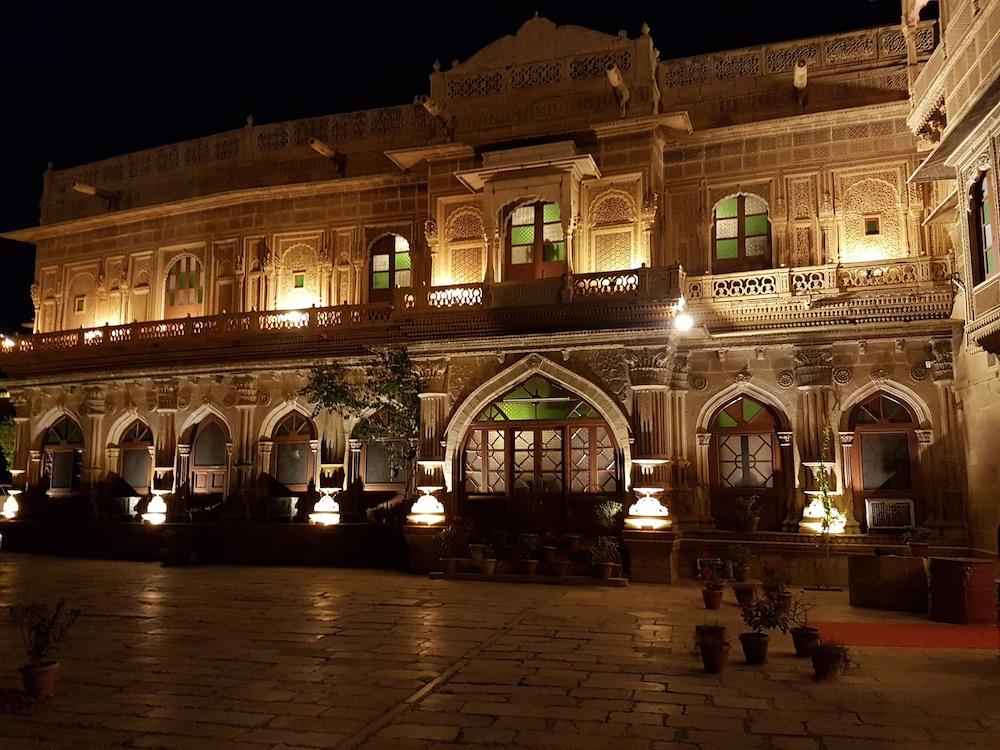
[0,0,928,332]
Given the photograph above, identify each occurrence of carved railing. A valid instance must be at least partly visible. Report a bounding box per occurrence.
[2,268,682,358]
[684,256,952,302]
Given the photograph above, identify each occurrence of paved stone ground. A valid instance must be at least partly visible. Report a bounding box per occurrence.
[0,553,998,750]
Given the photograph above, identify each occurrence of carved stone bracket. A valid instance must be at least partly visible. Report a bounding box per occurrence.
[929,338,953,383]
[82,385,107,416]
[793,347,833,388]
[870,367,890,386]
[777,431,793,448]
[232,374,260,407]
[625,347,672,388]
[915,429,933,445]
[776,370,794,389]
[152,378,180,412]
[414,358,449,394]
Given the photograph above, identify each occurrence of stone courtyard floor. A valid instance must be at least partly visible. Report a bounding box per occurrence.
[0,553,998,750]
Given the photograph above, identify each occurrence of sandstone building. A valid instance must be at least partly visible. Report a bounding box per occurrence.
[2,7,994,564]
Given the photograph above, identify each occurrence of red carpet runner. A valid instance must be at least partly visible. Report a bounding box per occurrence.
[810,621,1000,649]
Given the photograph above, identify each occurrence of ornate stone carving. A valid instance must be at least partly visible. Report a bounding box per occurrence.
[423,218,439,252]
[670,352,689,389]
[582,350,630,403]
[82,385,106,416]
[915,429,933,444]
[29,283,40,308]
[625,347,672,387]
[870,367,890,385]
[696,432,712,447]
[929,339,953,383]
[153,379,180,411]
[690,375,707,391]
[793,348,833,387]
[910,364,928,382]
[232,374,259,407]
[776,370,795,389]
[839,431,855,446]
[734,366,754,388]
[833,367,853,385]
[414,359,449,393]
[640,190,658,228]
[777,431,793,448]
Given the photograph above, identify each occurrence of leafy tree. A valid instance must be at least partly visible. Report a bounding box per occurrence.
[0,414,16,474]
[300,349,423,491]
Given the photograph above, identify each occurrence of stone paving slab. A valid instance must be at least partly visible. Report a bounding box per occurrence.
[0,553,998,749]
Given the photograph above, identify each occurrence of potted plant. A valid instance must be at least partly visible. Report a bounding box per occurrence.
[593,536,621,579]
[734,495,761,533]
[468,542,488,562]
[478,543,498,575]
[787,596,821,657]
[901,527,932,557]
[761,560,793,612]
[516,536,538,576]
[726,544,753,582]
[8,600,81,700]
[437,524,469,574]
[733,581,757,607]
[738,596,788,665]
[699,564,725,610]
[810,642,854,681]
[694,624,730,674]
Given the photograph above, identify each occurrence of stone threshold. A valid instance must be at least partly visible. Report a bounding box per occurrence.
[428,571,628,587]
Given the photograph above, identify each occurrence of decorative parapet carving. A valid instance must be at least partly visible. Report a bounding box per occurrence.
[414,358,449,394]
[625,347,672,388]
[793,347,833,387]
[833,367,853,385]
[81,385,107,416]
[929,339,953,383]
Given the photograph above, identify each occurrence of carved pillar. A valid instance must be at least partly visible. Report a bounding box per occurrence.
[82,386,107,493]
[929,338,965,537]
[9,390,33,475]
[625,349,671,489]
[153,379,179,491]
[346,438,363,485]
[695,432,713,526]
[415,359,449,491]
[793,347,840,530]
[29,284,40,335]
[423,219,440,285]
[777,430,798,530]
[28,449,42,489]
[819,184,837,264]
[232,375,260,490]
[640,191,658,268]
[837,432,861,533]
[174,444,190,496]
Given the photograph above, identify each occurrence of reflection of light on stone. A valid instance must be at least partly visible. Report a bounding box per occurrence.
[673,312,694,332]
[625,488,672,530]
[1,488,20,520]
[142,491,168,525]
[799,495,847,534]
[83,329,103,343]
[408,486,445,526]
[276,310,310,327]
[310,489,341,526]
[840,246,891,264]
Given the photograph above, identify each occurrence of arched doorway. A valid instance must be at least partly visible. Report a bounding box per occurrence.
[42,416,85,494]
[848,393,920,532]
[190,419,229,496]
[271,412,316,492]
[119,420,154,494]
[459,375,620,532]
[708,395,786,531]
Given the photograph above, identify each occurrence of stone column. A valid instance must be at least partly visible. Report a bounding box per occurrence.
[232,375,260,490]
[837,432,861,533]
[257,439,274,482]
[777,430,798,530]
[414,359,449,492]
[625,348,671,489]
[640,191,658,268]
[152,379,179,492]
[346,439,362,485]
[929,338,965,537]
[28,449,42,489]
[81,386,107,512]
[792,347,839,530]
[8,390,33,476]
[423,219,440,286]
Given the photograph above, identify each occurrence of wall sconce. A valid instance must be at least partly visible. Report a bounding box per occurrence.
[408,486,446,526]
[142,490,168,525]
[309,489,341,526]
[625,487,672,530]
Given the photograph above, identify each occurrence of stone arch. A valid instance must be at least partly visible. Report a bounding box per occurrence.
[444,206,487,285]
[105,410,155,447]
[177,403,234,445]
[696,382,792,433]
[443,354,632,490]
[588,188,636,226]
[258,401,317,440]
[32,406,84,446]
[445,206,486,242]
[838,379,933,431]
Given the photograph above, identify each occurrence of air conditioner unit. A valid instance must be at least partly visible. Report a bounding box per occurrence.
[865,498,915,530]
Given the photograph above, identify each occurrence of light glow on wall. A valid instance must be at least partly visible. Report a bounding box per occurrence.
[408,486,446,526]
[799,494,847,535]
[625,488,672,530]
[142,491,168,525]
[309,489,341,526]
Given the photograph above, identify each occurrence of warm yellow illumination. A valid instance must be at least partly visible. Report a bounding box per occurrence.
[142,492,168,525]
[840,246,891,264]
[673,312,694,332]
[2,336,15,350]
[83,329,103,343]
[1,488,20,520]
[309,490,341,526]
[799,494,847,535]
[408,487,446,526]
[625,488,672,530]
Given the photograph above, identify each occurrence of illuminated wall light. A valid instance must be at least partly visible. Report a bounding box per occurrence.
[276,310,310,327]
[2,337,15,350]
[673,312,694,332]
[309,489,341,526]
[1,488,20,520]
[408,486,446,526]
[625,488,672,530]
[799,495,847,535]
[142,491,168,525]
[83,329,103,343]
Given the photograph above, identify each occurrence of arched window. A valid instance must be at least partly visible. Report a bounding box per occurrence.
[369,235,411,301]
[164,256,205,319]
[708,395,785,531]
[461,375,619,531]
[849,393,919,531]
[970,174,996,286]
[712,194,771,273]
[119,420,153,494]
[43,416,85,493]
[505,202,566,281]
[272,412,315,491]
[190,420,228,495]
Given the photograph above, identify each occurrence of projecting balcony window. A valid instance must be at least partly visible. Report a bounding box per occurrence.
[369,234,411,302]
[711,194,772,273]
[971,174,996,286]
[505,202,566,281]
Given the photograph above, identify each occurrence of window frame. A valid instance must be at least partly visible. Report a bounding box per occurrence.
[119,420,154,495]
[164,255,206,319]
[368,234,412,302]
[504,201,567,281]
[189,418,229,496]
[43,416,85,495]
[711,194,772,273]
[271,412,316,492]
[970,172,996,287]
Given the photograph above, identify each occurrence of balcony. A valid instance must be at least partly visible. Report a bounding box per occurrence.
[684,256,955,332]
[0,267,683,378]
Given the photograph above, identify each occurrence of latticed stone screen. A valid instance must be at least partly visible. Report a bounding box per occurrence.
[593,231,632,272]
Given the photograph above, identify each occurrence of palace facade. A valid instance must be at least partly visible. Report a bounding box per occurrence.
[2,7,995,562]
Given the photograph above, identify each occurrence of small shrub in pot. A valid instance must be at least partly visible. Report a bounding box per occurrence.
[593,536,621,579]
[787,596,821,657]
[901,526,932,557]
[738,596,788,665]
[699,565,725,610]
[8,600,81,700]
[694,624,730,674]
[726,544,753,582]
[811,642,854,681]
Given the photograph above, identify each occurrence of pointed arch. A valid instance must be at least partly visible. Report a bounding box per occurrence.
[696,382,792,433]
[31,406,83,446]
[258,401,316,440]
[106,410,155,447]
[177,403,234,444]
[443,355,631,490]
[838,379,933,431]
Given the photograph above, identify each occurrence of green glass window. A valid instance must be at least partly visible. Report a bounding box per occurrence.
[973,175,996,284]
[712,194,771,272]
[506,202,566,278]
[165,256,204,317]
[369,234,412,297]
[475,375,599,422]
[864,217,881,236]
[293,272,305,289]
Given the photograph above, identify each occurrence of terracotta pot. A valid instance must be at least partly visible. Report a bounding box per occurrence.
[697,639,730,674]
[539,546,558,563]
[908,542,930,557]
[440,557,458,574]
[20,660,60,700]
[563,534,581,551]
[733,582,756,607]
[739,632,770,665]
[598,561,616,579]
[791,626,821,657]
[750,518,759,533]
[481,558,498,575]
[549,559,569,577]
[468,544,487,562]
[695,624,727,642]
[811,650,843,680]
[518,559,538,576]
[701,586,724,610]
[735,564,751,582]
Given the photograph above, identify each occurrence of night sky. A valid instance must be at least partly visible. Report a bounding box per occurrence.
[0,0,930,333]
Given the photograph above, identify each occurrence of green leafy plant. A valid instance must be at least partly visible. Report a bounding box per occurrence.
[725,544,753,569]
[592,536,621,564]
[301,349,422,491]
[734,495,760,531]
[739,597,788,635]
[437,524,471,558]
[8,601,81,666]
[902,527,932,544]
[0,414,16,471]
[593,500,624,532]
